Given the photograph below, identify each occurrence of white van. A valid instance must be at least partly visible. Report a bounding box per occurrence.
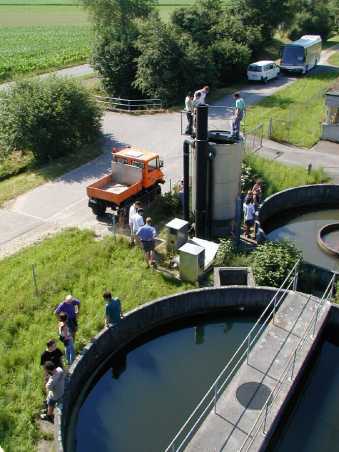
[247,60,280,83]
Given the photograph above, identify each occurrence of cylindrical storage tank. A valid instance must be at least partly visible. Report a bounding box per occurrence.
[209,133,244,221]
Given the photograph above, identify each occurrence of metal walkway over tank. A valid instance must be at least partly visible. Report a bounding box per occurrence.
[166,263,335,452]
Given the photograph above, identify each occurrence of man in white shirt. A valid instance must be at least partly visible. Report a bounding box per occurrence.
[194,85,209,105]
[184,91,193,135]
[128,201,141,245]
[132,208,145,238]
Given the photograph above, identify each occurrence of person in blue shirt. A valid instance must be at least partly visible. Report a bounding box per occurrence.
[136,217,156,268]
[103,290,123,327]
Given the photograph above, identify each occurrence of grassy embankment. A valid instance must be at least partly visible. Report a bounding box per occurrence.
[244,70,339,148]
[244,153,330,197]
[0,229,192,451]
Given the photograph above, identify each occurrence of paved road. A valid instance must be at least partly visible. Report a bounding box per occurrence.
[0,50,338,259]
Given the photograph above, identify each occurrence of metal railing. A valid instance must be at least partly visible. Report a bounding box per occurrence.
[239,273,336,452]
[244,123,264,153]
[165,260,300,452]
[95,95,163,112]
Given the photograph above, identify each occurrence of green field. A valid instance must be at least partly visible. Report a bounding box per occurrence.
[245,71,339,148]
[0,229,192,451]
[329,51,339,66]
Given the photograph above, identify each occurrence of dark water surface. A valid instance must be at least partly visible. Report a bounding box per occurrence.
[266,208,339,271]
[269,327,339,452]
[75,315,257,452]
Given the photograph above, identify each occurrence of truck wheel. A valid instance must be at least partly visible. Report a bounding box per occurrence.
[92,205,106,217]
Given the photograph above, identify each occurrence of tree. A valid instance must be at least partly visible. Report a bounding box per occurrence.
[288,0,336,40]
[134,14,194,102]
[235,0,292,41]
[81,0,156,97]
[0,78,101,162]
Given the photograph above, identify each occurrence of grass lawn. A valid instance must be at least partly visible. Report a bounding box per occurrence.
[329,51,339,66]
[244,70,339,148]
[244,153,330,197]
[0,144,102,206]
[0,229,192,451]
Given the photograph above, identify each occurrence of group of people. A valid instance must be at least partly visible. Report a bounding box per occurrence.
[128,200,157,268]
[242,179,263,239]
[39,291,123,423]
[184,86,246,140]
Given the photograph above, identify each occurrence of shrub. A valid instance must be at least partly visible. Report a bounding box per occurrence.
[215,238,236,266]
[0,77,102,162]
[251,241,302,287]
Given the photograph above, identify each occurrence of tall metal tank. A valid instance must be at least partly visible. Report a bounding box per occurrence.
[190,130,244,233]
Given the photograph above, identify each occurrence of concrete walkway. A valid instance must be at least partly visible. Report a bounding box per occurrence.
[185,292,331,452]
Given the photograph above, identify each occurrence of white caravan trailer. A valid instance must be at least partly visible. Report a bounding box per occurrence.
[280,35,322,74]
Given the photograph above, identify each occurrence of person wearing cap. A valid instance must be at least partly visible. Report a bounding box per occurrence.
[136,217,157,268]
[54,294,80,340]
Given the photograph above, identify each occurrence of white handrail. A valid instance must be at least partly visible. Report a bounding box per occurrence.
[165,260,301,452]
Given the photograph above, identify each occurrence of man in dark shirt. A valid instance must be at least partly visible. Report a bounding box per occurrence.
[40,339,63,370]
[54,294,80,339]
[103,290,123,327]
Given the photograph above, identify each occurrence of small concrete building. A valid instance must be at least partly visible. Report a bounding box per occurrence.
[322,88,339,143]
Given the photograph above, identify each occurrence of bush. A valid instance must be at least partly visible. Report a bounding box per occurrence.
[251,241,302,287]
[0,77,102,162]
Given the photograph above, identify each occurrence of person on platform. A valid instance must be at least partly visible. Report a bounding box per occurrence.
[184,92,194,135]
[194,86,209,105]
[233,92,246,140]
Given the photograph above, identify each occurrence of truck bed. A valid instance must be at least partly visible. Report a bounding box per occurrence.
[87,174,142,206]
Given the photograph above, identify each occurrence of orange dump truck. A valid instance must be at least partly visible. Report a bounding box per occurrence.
[87,147,165,217]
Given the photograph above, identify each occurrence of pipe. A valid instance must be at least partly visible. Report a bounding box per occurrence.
[183,139,191,221]
[195,105,209,238]
[207,147,215,238]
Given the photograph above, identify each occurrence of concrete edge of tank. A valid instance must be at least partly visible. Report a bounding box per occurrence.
[257,184,339,236]
[58,286,282,452]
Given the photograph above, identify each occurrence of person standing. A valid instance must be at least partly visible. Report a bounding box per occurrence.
[136,217,156,268]
[132,207,145,239]
[243,197,256,239]
[58,313,75,366]
[129,201,141,245]
[40,340,63,372]
[252,179,263,206]
[184,92,194,135]
[194,85,209,105]
[103,290,123,327]
[233,92,246,140]
[54,294,80,340]
[40,361,65,423]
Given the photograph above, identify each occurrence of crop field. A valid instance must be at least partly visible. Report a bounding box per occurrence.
[0,25,91,81]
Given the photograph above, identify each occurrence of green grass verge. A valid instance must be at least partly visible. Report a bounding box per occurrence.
[244,153,331,197]
[244,71,339,148]
[329,51,339,67]
[0,229,192,451]
[0,144,101,206]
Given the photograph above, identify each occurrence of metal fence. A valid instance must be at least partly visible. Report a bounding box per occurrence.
[95,96,163,112]
[165,261,301,452]
[239,273,336,452]
[244,123,264,153]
